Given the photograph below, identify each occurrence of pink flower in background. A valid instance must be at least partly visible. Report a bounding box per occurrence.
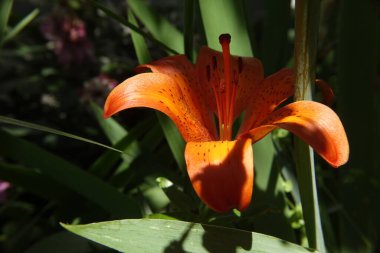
[0,181,11,203]
[41,13,94,65]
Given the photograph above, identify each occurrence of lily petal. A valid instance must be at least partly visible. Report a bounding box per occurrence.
[136,55,217,137]
[185,138,254,212]
[104,72,214,142]
[244,101,349,167]
[196,46,264,120]
[239,68,295,134]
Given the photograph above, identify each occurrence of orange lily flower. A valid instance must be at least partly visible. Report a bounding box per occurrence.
[104,34,349,213]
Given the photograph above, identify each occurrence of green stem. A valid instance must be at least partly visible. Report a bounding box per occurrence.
[294,0,325,252]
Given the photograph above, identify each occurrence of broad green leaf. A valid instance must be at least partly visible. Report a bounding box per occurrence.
[62,219,317,253]
[293,0,325,251]
[1,8,39,45]
[127,0,184,54]
[25,231,99,253]
[0,115,123,154]
[0,130,141,218]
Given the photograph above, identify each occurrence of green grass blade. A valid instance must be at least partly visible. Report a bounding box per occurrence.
[293,0,325,251]
[127,0,184,54]
[127,9,152,64]
[0,115,123,154]
[62,219,317,253]
[0,130,141,218]
[199,0,252,56]
[0,0,13,42]
[90,0,178,55]
[1,8,39,45]
[128,10,186,171]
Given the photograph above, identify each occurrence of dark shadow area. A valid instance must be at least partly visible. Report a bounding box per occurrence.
[163,223,195,253]
[202,224,252,253]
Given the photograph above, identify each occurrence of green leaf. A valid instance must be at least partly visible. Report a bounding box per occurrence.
[90,0,178,54]
[62,219,317,253]
[127,0,184,54]
[0,130,141,218]
[293,0,325,251]
[156,114,186,172]
[0,115,123,154]
[199,0,252,56]
[25,231,98,253]
[90,102,127,145]
[1,8,39,45]
[0,161,71,201]
[0,0,13,42]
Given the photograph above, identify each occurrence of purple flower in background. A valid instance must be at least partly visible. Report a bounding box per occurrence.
[41,13,94,65]
[81,75,118,105]
[0,180,11,203]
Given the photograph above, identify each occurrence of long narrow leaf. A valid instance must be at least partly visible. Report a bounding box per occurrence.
[0,115,123,154]
[0,130,141,218]
[62,219,317,253]
[90,0,178,55]
[293,0,325,251]
[1,8,39,45]
[127,0,184,54]
[0,0,13,42]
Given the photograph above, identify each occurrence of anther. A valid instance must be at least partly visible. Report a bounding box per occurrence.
[219,34,231,44]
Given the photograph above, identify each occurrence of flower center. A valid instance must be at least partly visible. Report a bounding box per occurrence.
[208,34,240,141]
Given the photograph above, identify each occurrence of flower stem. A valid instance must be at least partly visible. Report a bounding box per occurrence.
[294,0,326,252]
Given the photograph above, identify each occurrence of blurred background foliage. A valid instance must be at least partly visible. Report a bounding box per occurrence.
[0,0,379,252]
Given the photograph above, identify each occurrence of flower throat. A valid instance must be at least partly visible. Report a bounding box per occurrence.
[207,34,242,141]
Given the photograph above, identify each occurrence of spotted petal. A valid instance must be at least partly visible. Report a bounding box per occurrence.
[239,68,295,134]
[244,101,349,167]
[136,55,217,137]
[104,72,214,142]
[185,138,254,212]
